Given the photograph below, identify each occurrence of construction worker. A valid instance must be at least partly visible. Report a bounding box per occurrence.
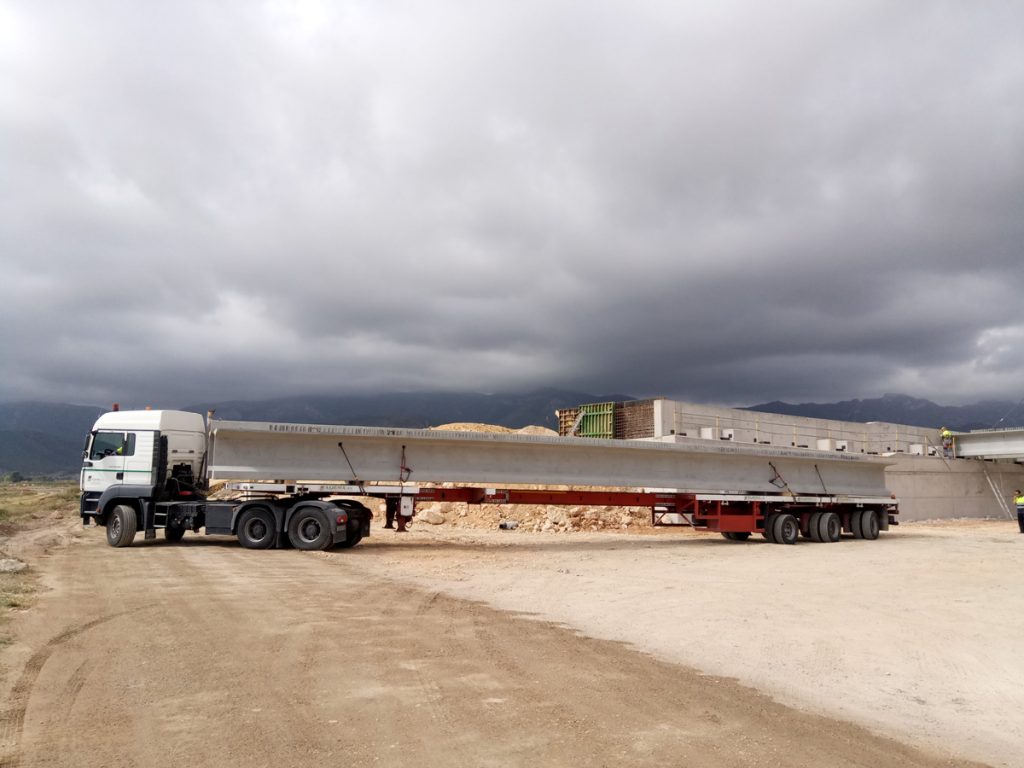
[940,427,954,458]
[1015,490,1024,534]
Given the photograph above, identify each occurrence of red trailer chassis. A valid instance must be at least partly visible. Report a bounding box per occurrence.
[408,486,898,545]
[228,483,897,545]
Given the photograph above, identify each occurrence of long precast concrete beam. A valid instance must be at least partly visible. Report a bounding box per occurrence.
[954,428,1024,460]
[208,420,893,497]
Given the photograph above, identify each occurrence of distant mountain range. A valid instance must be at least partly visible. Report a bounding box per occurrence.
[745,393,1022,431]
[0,402,106,477]
[2,391,1020,477]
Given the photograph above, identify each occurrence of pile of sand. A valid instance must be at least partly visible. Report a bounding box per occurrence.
[432,423,559,437]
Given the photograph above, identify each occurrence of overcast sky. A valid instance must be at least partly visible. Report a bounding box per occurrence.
[2,1,1023,408]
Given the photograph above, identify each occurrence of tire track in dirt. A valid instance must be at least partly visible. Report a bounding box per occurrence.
[0,610,142,768]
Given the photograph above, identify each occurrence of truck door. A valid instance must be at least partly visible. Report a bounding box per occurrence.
[81,431,128,493]
[122,431,154,486]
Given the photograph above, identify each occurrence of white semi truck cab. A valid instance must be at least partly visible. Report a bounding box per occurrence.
[81,409,206,496]
[79,409,372,550]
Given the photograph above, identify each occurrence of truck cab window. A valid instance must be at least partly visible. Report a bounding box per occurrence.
[91,432,124,460]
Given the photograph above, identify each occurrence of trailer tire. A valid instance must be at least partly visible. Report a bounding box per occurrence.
[106,504,137,548]
[851,511,865,539]
[164,523,186,543]
[238,507,276,549]
[773,513,799,545]
[859,510,880,540]
[722,532,750,541]
[806,512,822,542]
[288,507,332,551]
[817,511,839,542]
[762,514,777,543]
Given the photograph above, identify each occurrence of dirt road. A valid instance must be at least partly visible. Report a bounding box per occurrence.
[0,520,1003,768]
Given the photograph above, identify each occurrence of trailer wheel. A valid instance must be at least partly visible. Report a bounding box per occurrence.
[806,512,822,541]
[287,507,332,551]
[762,514,777,543]
[164,524,186,543]
[106,504,137,548]
[773,513,799,545]
[820,512,841,542]
[859,510,880,540]
[851,510,865,539]
[238,508,276,549]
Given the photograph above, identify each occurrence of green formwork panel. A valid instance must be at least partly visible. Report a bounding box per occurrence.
[578,402,615,439]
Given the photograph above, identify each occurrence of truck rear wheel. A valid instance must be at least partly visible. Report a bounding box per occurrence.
[164,524,186,543]
[238,508,276,549]
[106,504,137,548]
[287,507,332,551]
[762,514,777,543]
[773,513,799,545]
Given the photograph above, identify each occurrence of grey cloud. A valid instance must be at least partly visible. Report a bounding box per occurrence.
[1,0,1023,408]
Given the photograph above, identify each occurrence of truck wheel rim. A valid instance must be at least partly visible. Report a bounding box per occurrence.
[299,518,321,542]
[247,519,267,541]
[110,517,121,538]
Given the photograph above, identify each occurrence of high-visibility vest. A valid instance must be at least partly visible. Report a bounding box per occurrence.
[941,429,953,439]
[1015,495,1024,507]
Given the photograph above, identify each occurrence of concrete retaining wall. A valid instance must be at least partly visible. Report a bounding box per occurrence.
[886,457,1024,521]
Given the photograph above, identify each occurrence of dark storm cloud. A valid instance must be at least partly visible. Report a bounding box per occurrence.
[2,0,1023,407]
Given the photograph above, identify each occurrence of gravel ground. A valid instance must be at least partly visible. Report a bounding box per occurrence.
[0,516,1015,767]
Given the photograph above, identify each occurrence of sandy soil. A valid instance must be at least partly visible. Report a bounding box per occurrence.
[345,520,1024,767]
[0,516,1014,767]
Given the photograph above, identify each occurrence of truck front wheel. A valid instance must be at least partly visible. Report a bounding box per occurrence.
[106,504,137,548]
[287,508,332,551]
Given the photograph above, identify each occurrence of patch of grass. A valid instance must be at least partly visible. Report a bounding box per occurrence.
[0,482,73,644]
[0,481,78,528]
